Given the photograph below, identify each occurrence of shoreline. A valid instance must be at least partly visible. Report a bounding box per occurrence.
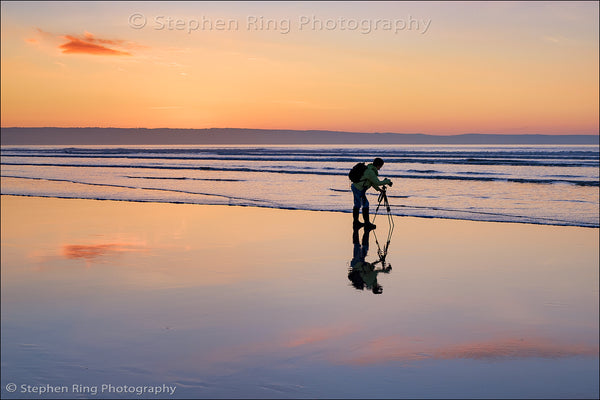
[2,193,598,229]
[2,194,598,398]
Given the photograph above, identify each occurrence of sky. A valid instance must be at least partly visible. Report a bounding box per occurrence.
[1,1,598,134]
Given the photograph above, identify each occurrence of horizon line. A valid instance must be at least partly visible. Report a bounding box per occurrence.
[2,127,599,136]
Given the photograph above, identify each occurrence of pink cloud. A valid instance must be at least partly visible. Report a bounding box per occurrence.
[25,28,148,58]
[59,33,132,56]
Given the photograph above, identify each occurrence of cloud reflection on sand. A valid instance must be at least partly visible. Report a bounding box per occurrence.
[61,243,148,261]
[284,325,360,348]
[203,322,598,370]
[342,336,600,365]
[27,240,149,269]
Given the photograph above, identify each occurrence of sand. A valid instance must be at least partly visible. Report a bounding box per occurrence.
[1,195,598,399]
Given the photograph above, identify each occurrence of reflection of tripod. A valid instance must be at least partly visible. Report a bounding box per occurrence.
[350,224,391,294]
[372,186,394,269]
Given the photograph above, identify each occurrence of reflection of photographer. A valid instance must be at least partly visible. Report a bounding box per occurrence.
[348,227,392,295]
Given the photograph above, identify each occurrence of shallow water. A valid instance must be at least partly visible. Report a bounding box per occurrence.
[1,144,598,227]
[1,196,598,399]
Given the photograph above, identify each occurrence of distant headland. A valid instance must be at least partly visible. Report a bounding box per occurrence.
[1,127,598,145]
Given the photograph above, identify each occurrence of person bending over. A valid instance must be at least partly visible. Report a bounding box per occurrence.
[351,157,392,230]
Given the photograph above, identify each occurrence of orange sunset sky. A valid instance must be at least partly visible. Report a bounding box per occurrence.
[1,1,598,134]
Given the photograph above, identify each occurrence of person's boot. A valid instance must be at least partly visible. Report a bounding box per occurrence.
[363,208,376,230]
[353,207,364,229]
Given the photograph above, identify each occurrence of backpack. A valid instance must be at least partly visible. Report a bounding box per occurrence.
[348,162,367,183]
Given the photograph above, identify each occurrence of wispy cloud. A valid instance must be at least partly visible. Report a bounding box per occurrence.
[59,32,132,56]
[23,28,52,46]
[148,106,184,110]
[25,28,141,56]
[272,100,344,111]
[541,35,577,46]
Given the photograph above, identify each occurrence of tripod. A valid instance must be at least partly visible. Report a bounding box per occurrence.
[372,186,394,269]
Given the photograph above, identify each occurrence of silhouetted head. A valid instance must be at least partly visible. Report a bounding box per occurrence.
[348,269,365,290]
[373,158,384,169]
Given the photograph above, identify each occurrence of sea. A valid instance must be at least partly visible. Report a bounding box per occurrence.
[1,144,599,228]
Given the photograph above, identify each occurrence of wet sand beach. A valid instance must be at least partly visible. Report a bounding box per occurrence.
[1,195,598,399]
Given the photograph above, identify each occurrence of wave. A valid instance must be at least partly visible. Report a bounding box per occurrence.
[406,170,510,177]
[2,145,597,229]
[329,188,410,199]
[2,163,598,186]
[123,176,244,182]
[0,175,274,206]
[406,169,440,174]
[2,153,598,167]
[3,146,598,157]
[2,146,598,167]
[2,190,596,229]
[386,203,598,228]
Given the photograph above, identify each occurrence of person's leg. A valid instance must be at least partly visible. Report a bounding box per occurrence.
[361,191,376,230]
[351,185,365,228]
[360,189,369,210]
[363,208,376,230]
